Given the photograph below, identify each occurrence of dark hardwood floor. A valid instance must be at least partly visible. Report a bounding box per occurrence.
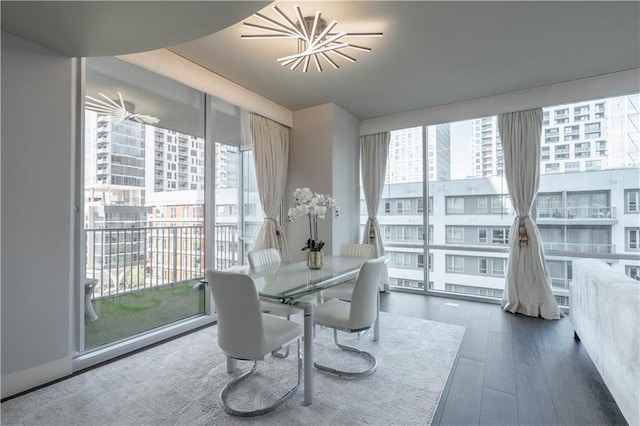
[379,292,627,426]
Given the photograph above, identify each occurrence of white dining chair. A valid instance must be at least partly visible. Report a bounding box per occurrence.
[248,248,316,319]
[248,249,317,312]
[247,248,281,269]
[321,243,375,303]
[206,268,302,417]
[313,257,385,378]
[247,248,315,357]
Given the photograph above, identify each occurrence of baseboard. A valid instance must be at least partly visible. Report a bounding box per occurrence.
[1,356,72,400]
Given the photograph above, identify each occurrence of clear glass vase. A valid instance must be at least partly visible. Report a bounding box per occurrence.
[307,250,323,270]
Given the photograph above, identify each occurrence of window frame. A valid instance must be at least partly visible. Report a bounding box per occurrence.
[628,228,640,251]
[627,190,640,213]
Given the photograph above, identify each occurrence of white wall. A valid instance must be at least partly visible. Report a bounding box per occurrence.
[1,32,75,397]
[285,103,360,262]
[361,68,640,135]
[330,104,361,251]
[287,104,334,262]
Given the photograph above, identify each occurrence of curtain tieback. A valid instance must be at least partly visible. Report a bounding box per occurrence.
[265,217,281,236]
[367,218,377,242]
[517,216,529,247]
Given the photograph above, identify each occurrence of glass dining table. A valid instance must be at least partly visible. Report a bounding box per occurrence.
[227,255,374,406]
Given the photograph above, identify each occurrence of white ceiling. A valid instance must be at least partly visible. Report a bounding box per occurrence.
[0,1,269,56]
[2,1,639,121]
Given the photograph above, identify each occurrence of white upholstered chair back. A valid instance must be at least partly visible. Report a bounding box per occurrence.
[348,257,385,329]
[206,269,266,360]
[339,243,375,259]
[248,248,282,269]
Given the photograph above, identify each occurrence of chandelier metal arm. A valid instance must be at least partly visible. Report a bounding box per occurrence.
[332,32,384,38]
[312,54,323,72]
[310,31,346,52]
[332,49,356,63]
[252,11,305,38]
[272,5,305,38]
[294,6,310,42]
[279,57,298,67]
[242,22,299,38]
[312,20,338,47]
[277,43,349,63]
[289,56,305,71]
[302,55,311,73]
[345,44,373,52]
[319,52,340,69]
[241,34,300,39]
[309,11,322,44]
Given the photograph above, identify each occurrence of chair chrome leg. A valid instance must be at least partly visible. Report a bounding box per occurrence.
[271,345,290,358]
[220,339,301,417]
[271,314,292,358]
[314,329,377,378]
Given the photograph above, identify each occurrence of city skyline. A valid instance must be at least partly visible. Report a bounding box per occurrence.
[83,90,640,311]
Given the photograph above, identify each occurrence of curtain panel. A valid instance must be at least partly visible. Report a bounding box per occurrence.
[499,108,562,319]
[249,113,292,263]
[360,132,391,291]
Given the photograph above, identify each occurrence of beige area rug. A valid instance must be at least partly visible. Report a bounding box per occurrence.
[1,312,465,425]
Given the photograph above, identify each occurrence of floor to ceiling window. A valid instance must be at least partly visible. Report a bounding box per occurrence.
[364,92,640,308]
[210,97,264,269]
[79,58,206,351]
[83,57,207,350]
[81,59,266,354]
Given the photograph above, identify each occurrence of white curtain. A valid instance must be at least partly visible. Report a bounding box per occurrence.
[249,113,292,263]
[499,109,563,319]
[361,132,390,291]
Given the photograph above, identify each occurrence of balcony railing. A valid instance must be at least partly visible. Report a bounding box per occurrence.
[543,242,615,254]
[536,206,616,220]
[86,224,238,299]
[550,277,570,290]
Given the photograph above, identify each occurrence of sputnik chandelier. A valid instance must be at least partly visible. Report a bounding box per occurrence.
[85,92,160,125]
[242,4,382,72]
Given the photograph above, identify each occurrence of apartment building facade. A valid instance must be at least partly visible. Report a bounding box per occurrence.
[473,94,640,177]
[372,169,639,306]
[370,93,640,306]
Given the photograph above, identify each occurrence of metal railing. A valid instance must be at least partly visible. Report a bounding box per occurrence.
[543,242,615,254]
[550,277,570,290]
[86,224,239,298]
[536,206,616,220]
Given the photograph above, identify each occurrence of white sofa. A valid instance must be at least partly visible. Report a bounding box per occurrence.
[570,259,640,426]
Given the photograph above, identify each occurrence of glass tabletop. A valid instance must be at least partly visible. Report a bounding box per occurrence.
[247,255,369,301]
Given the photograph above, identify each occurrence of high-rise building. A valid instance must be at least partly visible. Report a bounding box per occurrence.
[147,129,205,192]
[387,124,451,183]
[144,128,206,283]
[214,143,239,189]
[428,124,451,181]
[472,117,503,177]
[84,111,150,294]
[471,94,640,177]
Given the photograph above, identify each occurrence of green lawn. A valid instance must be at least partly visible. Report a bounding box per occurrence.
[85,280,205,350]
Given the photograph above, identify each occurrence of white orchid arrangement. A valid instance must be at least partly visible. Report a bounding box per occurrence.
[288,187,339,252]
